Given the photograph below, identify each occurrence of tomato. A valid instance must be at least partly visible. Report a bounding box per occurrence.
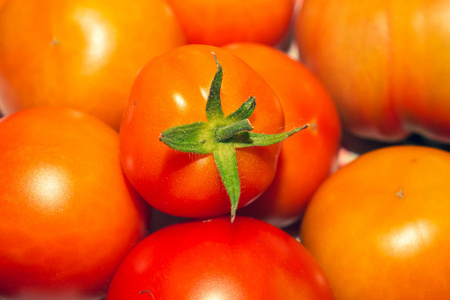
[295,0,450,143]
[164,0,295,47]
[106,216,335,299]
[119,44,297,219]
[300,145,450,299]
[0,0,185,130]
[224,43,341,228]
[0,107,150,300]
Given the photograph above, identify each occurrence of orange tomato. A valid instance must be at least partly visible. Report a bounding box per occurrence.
[164,0,295,47]
[0,0,185,130]
[296,0,450,143]
[225,43,341,227]
[301,145,450,299]
[0,107,149,299]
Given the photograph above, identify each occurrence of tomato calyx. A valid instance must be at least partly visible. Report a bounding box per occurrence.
[159,53,308,222]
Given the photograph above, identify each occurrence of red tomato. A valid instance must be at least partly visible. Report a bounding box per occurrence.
[296,0,450,143]
[0,0,185,130]
[0,107,150,300]
[119,44,289,219]
[164,0,295,47]
[301,145,450,299]
[224,43,341,227]
[106,216,335,299]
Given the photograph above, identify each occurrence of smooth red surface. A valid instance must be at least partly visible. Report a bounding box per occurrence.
[225,43,341,227]
[0,107,149,300]
[106,216,335,300]
[0,0,185,130]
[165,0,295,47]
[301,145,450,299]
[296,0,450,143]
[119,45,286,219]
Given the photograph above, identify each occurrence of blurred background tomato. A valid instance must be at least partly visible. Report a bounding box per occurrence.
[296,0,450,144]
[225,43,341,228]
[164,0,295,47]
[0,0,185,130]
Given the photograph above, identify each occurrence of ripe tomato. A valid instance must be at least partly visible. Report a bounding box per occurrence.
[0,107,150,300]
[0,0,185,130]
[164,0,295,47]
[296,0,450,143]
[106,216,335,299]
[224,43,341,228]
[301,145,450,299]
[119,44,294,219]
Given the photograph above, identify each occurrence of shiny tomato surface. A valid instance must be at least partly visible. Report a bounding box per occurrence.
[106,216,335,299]
[225,43,341,227]
[0,0,185,130]
[296,0,450,143]
[0,107,149,300]
[164,0,295,47]
[301,145,450,299]
[119,45,286,219]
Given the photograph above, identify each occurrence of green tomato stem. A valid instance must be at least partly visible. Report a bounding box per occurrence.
[159,53,308,222]
[215,119,253,142]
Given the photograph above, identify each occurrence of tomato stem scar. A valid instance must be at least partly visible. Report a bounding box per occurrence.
[159,53,308,222]
[395,189,405,200]
[139,290,155,299]
[50,38,61,45]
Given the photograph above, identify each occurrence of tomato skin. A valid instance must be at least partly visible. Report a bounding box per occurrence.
[224,43,341,227]
[296,0,450,143]
[119,44,285,219]
[0,0,185,130]
[0,107,150,300]
[301,145,450,299]
[106,216,335,300]
[164,0,295,47]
